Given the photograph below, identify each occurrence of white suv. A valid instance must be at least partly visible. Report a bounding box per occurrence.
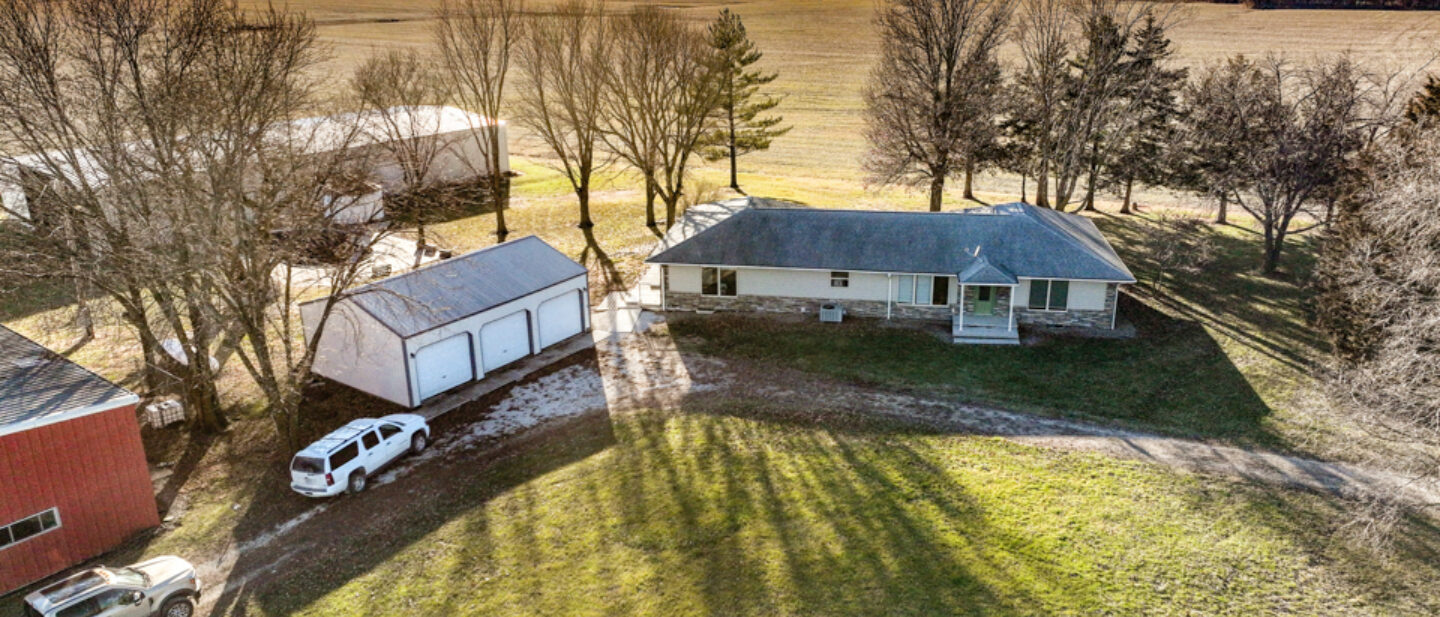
[23,555,201,617]
[289,414,430,497]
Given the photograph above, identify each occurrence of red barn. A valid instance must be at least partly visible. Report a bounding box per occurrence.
[0,326,157,594]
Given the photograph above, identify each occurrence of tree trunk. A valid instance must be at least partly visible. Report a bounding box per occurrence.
[962,161,976,201]
[928,175,945,212]
[1261,225,1281,275]
[492,175,508,240]
[1214,192,1229,225]
[1021,173,1027,204]
[644,178,658,228]
[577,184,593,229]
[1119,177,1134,215]
[414,219,427,268]
[1082,160,1094,210]
[1035,163,1050,208]
[728,103,739,192]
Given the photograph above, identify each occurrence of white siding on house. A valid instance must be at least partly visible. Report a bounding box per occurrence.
[1014,278,1108,310]
[739,268,890,301]
[668,265,703,294]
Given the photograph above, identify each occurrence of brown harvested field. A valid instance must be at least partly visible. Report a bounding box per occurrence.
[256,0,1440,202]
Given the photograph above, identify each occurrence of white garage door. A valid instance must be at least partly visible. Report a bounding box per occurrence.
[481,311,530,372]
[538,291,584,348]
[414,334,473,401]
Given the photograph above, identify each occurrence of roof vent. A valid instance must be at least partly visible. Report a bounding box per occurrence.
[12,356,42,369]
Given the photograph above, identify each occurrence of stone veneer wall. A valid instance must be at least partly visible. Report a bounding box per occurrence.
[663,282,1121,329]
[662,292,953,321]
[1012,282,1120,329]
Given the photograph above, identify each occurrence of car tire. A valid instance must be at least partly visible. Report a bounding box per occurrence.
[160,596,195,617]
[347,471,367,494]
[411,432,428,454]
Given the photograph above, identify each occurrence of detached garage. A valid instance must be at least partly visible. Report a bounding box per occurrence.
[301,236,590,408]
[0,326,156,594]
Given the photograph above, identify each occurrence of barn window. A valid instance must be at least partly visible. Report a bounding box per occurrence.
[701,267,737,297]
[830,272,850,288]
[896,275,948,306]
[0,508,61,550]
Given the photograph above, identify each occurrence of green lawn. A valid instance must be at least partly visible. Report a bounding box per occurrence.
[244,405,1440,617]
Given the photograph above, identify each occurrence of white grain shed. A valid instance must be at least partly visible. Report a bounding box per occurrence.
[300,236,589,407]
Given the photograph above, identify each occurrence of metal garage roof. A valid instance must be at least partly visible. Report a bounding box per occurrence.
[333,235,588,338]
[0,326,138,435]
[647,198,1136,283]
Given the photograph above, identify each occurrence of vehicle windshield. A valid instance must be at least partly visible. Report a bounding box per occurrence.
[38,571,104,605]
[291,456,325,474]
[103,566,148,588]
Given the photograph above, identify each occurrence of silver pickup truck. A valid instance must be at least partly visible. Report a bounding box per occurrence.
[22,556,201,617]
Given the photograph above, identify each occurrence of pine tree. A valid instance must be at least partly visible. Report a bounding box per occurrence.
[1105,13,1185,214]
[1404,74,1440,125]
[703,9,789,192]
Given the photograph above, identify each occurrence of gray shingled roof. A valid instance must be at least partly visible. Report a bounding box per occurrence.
[958,256,1017,285]
[325,235,587,338]
[0,326,137,431]
[647,199,1135,282]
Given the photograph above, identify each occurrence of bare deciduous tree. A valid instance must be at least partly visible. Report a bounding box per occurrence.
[0,0,387,445]
[863,0,1010,212]
[601,5,722,229]
[1316,125,1440,521]
[1014,0,1174,210]
[1184,55,1382,274]
[516,0,608,229]
[350,49,458,266]
[434,0,522,240]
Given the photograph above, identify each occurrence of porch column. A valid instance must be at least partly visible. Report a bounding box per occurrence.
[1008,285,1015,331]
[885,274,893,320]
[958,283,965,330]
[660,265,668,312]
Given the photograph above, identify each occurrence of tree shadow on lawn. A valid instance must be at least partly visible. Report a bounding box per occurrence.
[1094,213,1325,374]
[669,302,1286,452]
[210,347,617,616]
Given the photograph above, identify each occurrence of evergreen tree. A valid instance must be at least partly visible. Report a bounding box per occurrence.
[1104,13,1185,214]
[703,9,789,192]
[1404,74,1440,125]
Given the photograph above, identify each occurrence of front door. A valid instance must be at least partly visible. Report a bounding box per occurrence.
[974,286,995,316]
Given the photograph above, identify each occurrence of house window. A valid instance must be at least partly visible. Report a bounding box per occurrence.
[830,271,850,288]
[702,267,737,297]
[896,275,950,306]
[1027,279,1070,311]
[0,508,61,550]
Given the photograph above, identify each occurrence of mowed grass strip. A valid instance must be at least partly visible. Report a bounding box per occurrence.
[248,407,1440,617]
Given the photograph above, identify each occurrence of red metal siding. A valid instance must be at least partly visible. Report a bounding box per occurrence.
[0,404,158,593]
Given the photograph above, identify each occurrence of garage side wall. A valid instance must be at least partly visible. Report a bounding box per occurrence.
[302,301,410,407]
[0,404,156,594]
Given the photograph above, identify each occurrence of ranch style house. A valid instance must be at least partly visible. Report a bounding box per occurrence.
[640,198,1136,344]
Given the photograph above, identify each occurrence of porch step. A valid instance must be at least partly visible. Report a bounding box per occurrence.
[953,336,1021,345]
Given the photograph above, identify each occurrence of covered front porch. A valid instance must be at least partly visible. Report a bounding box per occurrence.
[952,309,1018,345]
[952,257,1019,345]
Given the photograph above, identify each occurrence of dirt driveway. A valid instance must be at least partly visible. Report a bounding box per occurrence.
[184,321,1433,615]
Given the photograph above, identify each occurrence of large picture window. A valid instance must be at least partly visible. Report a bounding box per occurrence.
[701,267,737,297]
[1027,279,1069,311]
[0,508,61,550]
[896,275,949,306]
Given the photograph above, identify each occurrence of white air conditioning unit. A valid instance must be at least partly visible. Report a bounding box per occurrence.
[819,303,844,323]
